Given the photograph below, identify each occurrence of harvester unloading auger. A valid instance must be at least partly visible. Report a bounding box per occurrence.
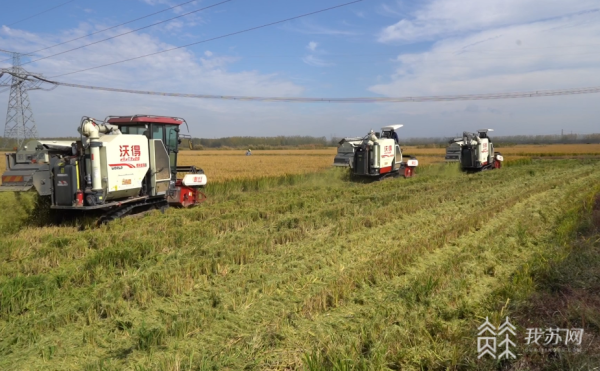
[0,115,207,224]
[333,125,418,179]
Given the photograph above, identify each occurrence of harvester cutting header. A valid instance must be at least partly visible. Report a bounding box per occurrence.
[1,115,207,223]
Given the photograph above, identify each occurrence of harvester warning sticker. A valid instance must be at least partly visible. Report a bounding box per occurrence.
[122,179,132,185]
[119,145,141,162]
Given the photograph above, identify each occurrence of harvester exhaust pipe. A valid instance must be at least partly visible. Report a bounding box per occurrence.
[78,118,121,192]
[79,119,103,191]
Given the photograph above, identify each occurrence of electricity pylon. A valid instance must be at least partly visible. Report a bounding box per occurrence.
[0,50,42,149]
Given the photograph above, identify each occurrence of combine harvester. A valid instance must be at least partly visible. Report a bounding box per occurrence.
[446,129,504,172]
[333,125,418,179]
[0,115,207,224]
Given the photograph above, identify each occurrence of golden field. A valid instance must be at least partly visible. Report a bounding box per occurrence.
[1,159,600,369]
[1,149,443,184]
[177,149,443,182]
[176,143,600,181]
[3,143,600,183]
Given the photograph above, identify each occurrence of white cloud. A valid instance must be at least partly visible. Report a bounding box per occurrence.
[307,41,318,52]
[353,10,366,19]
[204,50,213,57]
[302,55,334,68]
[303,42,334,68]
[378,0,600,43]
[369,5,600,135]
[0,23,309,137]
[137,0,206,31]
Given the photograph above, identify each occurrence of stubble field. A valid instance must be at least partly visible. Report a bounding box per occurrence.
[3,143,600,183]
[1,156,600,370]
[1,143,600,370]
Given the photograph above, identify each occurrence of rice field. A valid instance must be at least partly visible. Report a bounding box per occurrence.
[177,149,446,182]
[176,143,600,182]
[1,159,599,370]
[4,144,600,184]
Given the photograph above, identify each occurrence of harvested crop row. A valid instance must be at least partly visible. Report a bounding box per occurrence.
[276,170,600,370]
[0,160,598,370]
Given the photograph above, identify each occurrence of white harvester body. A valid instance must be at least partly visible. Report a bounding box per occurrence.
[334,124,418,179]
[97,134,152,201]
[458,129,503,171]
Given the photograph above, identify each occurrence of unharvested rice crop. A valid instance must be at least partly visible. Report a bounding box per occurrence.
[177,150,440,182]
[3,144,599,184]
[1,159,599,370]
[176,144,600,182]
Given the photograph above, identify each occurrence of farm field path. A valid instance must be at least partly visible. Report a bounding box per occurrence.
[0,160,599,370]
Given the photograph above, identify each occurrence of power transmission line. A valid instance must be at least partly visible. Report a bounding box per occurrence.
[10,71,600,103]
[6,0,78,27]
[0,0,205,63]
[20,0,232,67]
[49,0,365,78]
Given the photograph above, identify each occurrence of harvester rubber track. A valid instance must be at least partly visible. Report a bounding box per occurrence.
[96,198,168,226]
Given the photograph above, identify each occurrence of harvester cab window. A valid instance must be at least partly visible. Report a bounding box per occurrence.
[152,125,165,141]
[165,126,179,174]
[120,125,147,135]
[166,127,178,153]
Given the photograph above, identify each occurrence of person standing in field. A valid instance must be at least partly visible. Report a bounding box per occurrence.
[246,149,252,156]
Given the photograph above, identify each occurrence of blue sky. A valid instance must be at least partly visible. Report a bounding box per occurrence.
[1,0,599,138]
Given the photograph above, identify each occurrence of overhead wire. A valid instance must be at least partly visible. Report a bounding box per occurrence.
[0,48,18,55]
[47,82,600,102]
[3,69,600,102]
[0,0,209,63]
[4,70,596,103]
[20,0,232,67]
[6,0,78,27]
[49,0,365,78]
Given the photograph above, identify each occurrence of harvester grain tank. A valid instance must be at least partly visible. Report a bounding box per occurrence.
[1,115,207,223]
[457,129,503,172]
[334,125,418,179]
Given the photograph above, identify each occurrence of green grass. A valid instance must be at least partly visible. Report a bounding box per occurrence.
[0,159,599,370]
